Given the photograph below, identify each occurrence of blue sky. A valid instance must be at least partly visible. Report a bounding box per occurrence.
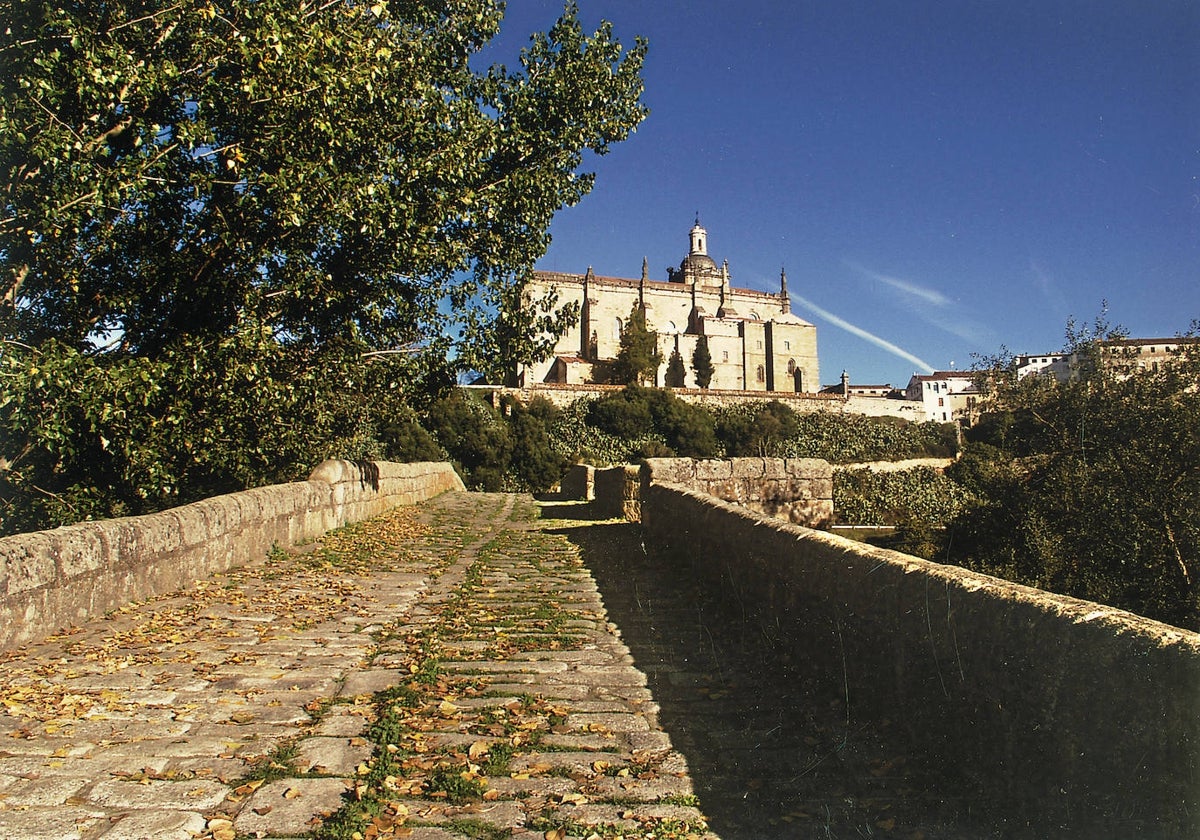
[486,1,1198,386]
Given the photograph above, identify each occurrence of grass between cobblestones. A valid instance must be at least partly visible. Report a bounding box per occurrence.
[306,492,709,840]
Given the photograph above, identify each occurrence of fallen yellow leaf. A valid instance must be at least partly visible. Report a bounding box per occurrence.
[468,740,490,759]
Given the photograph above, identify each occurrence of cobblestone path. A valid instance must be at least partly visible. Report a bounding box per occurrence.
[0,492,990,840]
[0,493,709,840]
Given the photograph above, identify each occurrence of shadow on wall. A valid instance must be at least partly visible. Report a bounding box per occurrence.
[547,516,996,840]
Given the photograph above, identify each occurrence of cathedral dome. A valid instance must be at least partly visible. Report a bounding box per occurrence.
[680,253,718,273]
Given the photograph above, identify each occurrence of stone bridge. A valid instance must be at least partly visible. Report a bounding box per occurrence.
[0,460,1196,839]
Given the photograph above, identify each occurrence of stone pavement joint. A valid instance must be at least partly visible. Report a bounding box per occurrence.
[0,492,715,840]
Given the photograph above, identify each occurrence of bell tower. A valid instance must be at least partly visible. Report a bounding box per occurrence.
[689,216,707,257]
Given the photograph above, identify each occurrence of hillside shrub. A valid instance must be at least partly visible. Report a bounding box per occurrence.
[505,396,569,492]
[425,391,514,491]
[584,385,717,458]
[833,466,974,528]
[547,399,663,466]
[422,392,567,493]
[944,323,1200,629]
[0,333,408,535]
[715,401,799,456]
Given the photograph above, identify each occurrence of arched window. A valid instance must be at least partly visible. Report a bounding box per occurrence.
[787,359,796,374]
[756,365,765,383]
[613,318,623,339]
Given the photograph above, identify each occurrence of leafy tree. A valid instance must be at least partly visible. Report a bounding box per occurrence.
[0,1,647,531]
[586,385,654,439]
[716,400,798,456]
[691,335,715,388]
[421,392,566,493]
[1,0,647,363]
[0,331,412,534]
[948,322,1200,629]
[611,303,661,385]
[664,347,686,388]
[424,392,513,492]
[379,409,444,464]
[585,385,715,458]
[655,396,717,457]
[505,396,568,491]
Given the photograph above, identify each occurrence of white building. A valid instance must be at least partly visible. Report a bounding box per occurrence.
[1015,353,1071,382]
[904,370,980,423]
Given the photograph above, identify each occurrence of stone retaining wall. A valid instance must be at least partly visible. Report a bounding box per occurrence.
[0,461,464,651]
[643,457,833,527]
[639,482,1200,835]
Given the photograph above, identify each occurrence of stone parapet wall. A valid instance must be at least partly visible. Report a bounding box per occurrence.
[558,464,595,501]
[0,461,464,651]
[640,482,1200,835]
[593,466,641,521]
[643,457,833,527]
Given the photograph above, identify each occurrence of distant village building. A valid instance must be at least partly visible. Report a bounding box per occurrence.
[1017,338,1197,383]
[905,370,980,423]
[518,220,819,392]
[1015,353,1071,382]
[1097,337,1197,377]
[818,370,899,399]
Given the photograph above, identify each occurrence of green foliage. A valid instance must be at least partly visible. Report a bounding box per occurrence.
[948,325,1200,629]
[0,333,416,535]
[0,1,649,531]
[545,398,664,466]
[378,409,445,464]
[833,467,974,528]
[554,391,958,469]
[425,392,513,492]
[691,335,714,388]
[709,404,956,463]
[2,0,647,367]
[505,396,569,491]
[584,385,716,458]
[664,347,686,388]
[611,304,661,385]
[715,400,799,456]
[423,392,566,493]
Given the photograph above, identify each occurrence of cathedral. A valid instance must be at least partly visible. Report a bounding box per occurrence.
[519,220,820,392]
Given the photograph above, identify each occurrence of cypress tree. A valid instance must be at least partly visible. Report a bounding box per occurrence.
[612,304,662,385]
[692,335,715,388]
[665,348,686,387]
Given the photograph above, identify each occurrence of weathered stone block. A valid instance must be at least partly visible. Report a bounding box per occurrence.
[762,457,788,479]
[560,464,595,500]
[783,457,824,479]
[731,457,766,479]
[2,533,57,596]
[51,524,105,580]
[693,459,732,482]
[642,458,691,486]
